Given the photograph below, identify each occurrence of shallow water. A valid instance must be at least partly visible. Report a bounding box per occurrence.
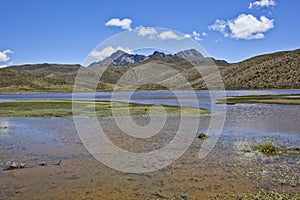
[0,90,299,199]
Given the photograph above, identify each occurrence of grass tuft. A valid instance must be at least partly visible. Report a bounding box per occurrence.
[253,143,279,156]
[251,141,300,156]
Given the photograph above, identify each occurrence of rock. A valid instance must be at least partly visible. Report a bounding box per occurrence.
[6,160,25,170]
[198,133,208,140]
[19,162,25,168]
[39,161,46,166]
[54,159,62,166]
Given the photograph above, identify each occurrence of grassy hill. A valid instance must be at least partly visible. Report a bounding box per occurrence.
[221,49,300,89]
[0,64,78,93]
[0,49,299,93]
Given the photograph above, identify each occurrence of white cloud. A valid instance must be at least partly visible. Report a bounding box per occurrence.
[209,14,274,40]
[0,49,13,62]
[136,27,192,40]
[228,14,274,39]
[159,31,190,40]
[137,26,157,37]
[137,29,204,41]
[105,17,206,42]
[249,0,276,9]
[209,19,229,37]
[90,46,133,60]
[105,18,132,31]
[191,31,202,41]
[202,32,208,36]
[192,31,200,37]
[159,31,183,40]
[0,64,7,68]
[184,34,191,38]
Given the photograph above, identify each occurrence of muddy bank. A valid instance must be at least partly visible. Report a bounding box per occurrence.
[0,116,299,199]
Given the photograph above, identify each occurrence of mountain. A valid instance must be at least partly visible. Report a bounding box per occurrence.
[89,50,147,67]
[0,48,299,93]
[175,49,203,58]
[89,49,202,67]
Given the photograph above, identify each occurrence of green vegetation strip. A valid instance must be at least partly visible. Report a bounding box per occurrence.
[252,143,300,156]
[0,100,209,118]
[242,140,300,156]
[217,94,300,105]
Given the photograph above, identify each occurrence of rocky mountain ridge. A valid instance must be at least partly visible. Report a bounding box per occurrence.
[89,49,204,67]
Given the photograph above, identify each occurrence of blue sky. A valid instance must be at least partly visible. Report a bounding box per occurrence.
[0,0,299,67]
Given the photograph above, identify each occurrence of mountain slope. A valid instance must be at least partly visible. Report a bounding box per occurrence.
[175,49,204,58]
[221,49,300,89]
[0,48,299,93]
[0,67,75,93]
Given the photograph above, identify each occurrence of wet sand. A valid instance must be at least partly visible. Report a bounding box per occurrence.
[0,115,299,199]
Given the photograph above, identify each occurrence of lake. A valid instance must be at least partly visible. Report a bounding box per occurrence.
[0,90,299,199]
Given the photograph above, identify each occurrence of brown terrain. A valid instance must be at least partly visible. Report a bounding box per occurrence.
[0,48,299,93]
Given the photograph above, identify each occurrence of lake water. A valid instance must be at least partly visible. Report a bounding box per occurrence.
[0,90,299,199]
[1,89,300,107]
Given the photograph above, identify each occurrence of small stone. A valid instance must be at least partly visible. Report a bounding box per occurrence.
[19,162,25,168]
[198,133,208,140]
[39,161,46,166]
[6,160,25,170]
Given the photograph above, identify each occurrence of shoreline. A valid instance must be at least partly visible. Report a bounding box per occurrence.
[1,88,300,95]
[217,94,300,105]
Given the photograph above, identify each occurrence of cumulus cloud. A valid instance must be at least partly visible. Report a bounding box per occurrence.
[0,49,13,62]
[0,64,7,68]
[249,0,276,9]
[136,28,202,41]
[105,18,132,31]
[158,31,190,40]
[228,14,274,39]
[191,31,201,41]
[209,19,229,37]
[184,34,191,38]
[209,14,274,40]
[186,31,207,41]
[90,46,133,60]
[105,17,206,42]
[137,26,157,37]
[192,31,200,37]
[136,27,191,40]
[159,31,182,40]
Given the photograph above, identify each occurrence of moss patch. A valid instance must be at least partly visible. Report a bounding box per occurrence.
[252,143,279,156]
[252,142,300,156]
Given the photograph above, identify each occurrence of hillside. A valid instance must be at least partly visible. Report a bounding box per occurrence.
[221,49,300,89]
[0,63,81,93]
[0,49,299,93]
